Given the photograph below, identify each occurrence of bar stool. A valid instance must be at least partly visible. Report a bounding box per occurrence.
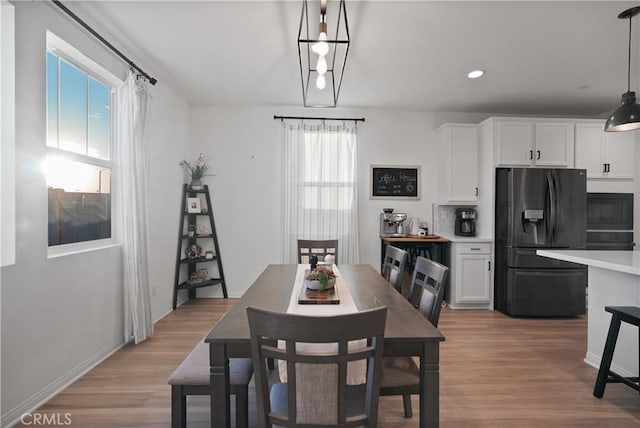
[593,306,640,398]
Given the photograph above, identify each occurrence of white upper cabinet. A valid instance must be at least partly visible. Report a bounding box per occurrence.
[437,124,479,204]
[534,122,575,167]
[575,121,636,180]
[486,118,575,168]
[495,120,534,166]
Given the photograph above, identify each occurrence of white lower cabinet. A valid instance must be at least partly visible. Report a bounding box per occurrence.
[448,242,493,309]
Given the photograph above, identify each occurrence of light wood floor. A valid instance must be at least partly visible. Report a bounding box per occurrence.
[15,299,640,427]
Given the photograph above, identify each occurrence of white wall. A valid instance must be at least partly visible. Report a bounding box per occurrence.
[189,106,489,297]
[0,2,189,425]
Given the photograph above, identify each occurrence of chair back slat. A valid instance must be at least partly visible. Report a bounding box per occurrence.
[297,239,339,264]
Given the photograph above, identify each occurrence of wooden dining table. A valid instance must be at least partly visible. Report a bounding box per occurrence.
[205,264,445,428]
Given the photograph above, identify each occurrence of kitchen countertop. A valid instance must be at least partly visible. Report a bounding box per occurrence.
[435,233,493,243]
[537,250,640,276]
[381,235,449,243]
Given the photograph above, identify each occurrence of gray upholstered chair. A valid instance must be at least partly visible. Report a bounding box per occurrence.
[297,239,338,264]
[380,256,449,418]
[381,245,408,294]
[247,306,387,427]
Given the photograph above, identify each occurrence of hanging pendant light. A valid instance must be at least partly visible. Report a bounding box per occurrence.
[297,0,350,108]
[605,6,640,132]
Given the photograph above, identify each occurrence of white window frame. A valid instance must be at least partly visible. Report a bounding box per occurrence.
[46,31,122,258]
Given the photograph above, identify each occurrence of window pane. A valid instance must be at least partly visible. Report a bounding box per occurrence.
[46,51,58,148]
[59,58,87,154]
[47,156,111,246]
[88,77,110,160]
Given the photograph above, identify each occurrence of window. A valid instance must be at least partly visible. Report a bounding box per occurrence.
[46,32,119,253]
[281,122,360,263]
[301,127,356,211]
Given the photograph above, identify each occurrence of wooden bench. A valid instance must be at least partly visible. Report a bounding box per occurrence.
[168,341,253,427]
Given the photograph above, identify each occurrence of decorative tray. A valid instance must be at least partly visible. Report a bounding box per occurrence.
[298,285,340,305]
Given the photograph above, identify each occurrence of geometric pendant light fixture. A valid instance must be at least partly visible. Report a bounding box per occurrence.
[604,6,640,132]
[298,0,350,107]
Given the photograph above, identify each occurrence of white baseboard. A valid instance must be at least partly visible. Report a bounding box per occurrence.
[584,351,638,377]
[1,337,124,428]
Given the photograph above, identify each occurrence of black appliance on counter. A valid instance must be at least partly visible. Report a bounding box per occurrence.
[494,168,587,316]
[455,208,477,236]
[586,193,634,250]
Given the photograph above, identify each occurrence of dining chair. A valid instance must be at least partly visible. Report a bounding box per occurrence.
[381,245,408,294]
[297,239,338,264]
[380,256,449,418]
[247,306,387,428]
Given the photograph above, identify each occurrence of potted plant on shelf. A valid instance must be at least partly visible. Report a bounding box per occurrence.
[304,266,336,291]
[180,153,212,190]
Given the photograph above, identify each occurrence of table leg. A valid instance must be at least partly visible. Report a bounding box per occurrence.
[420,342,440,428]
[210,343,230,428]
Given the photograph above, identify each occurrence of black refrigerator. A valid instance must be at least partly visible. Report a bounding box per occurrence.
[494,168,587,316]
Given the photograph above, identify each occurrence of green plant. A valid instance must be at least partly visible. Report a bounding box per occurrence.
[305,266,336,287]
[180,153,210,180]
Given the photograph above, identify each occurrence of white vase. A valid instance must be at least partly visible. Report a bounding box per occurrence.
[304,278,335,291]
[190,178,203,190]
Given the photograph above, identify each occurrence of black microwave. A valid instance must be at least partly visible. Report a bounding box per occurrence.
[587,193,633,230]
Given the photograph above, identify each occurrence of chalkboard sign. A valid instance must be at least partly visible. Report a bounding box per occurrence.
[370,165,420,199]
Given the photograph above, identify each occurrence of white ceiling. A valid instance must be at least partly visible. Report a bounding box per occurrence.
[71,0,640,116]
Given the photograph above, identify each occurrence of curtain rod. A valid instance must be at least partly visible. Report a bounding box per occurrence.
[50,0,158,85]
[274,115,365,122]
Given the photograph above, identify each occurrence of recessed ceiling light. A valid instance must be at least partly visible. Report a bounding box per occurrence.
[467,70,485,79]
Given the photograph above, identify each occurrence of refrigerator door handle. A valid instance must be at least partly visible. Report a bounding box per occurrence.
[547,171,558,243]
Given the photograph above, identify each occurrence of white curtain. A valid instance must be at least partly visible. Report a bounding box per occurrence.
[282,121,360,264]
[116,72,153,344]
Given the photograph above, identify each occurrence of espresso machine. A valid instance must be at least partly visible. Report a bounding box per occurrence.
[380,209,408,237]
[455,208,477,236]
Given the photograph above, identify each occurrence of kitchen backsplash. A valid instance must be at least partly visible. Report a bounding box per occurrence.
[433,204,482,236]
[432,204,456,235]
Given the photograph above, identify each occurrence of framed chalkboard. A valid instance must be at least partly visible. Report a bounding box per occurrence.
[370,165,420,199]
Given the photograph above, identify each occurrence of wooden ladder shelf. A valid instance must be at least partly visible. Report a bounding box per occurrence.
[172,184,228,309]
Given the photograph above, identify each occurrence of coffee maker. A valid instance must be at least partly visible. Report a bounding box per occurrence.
[380,209,408,237]
[455,208,476,237]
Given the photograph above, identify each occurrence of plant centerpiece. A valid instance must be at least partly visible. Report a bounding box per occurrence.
[180,153,211,190]
[304,266,336,291]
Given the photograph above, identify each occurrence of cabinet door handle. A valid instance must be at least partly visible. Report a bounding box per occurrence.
[529,150,533,160]
[536,150,541,160]
[606,163,611,173]
[470,247,481,251]
[475,187,479,196]
[488,261,491,271]
[603,163,607,174]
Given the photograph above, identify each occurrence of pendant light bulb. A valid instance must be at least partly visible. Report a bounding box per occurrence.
[316,74,326,90]
[316,55,328,75]
[312,32,330,56]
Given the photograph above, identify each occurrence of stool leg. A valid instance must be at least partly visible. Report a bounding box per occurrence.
[594,314,622,398]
